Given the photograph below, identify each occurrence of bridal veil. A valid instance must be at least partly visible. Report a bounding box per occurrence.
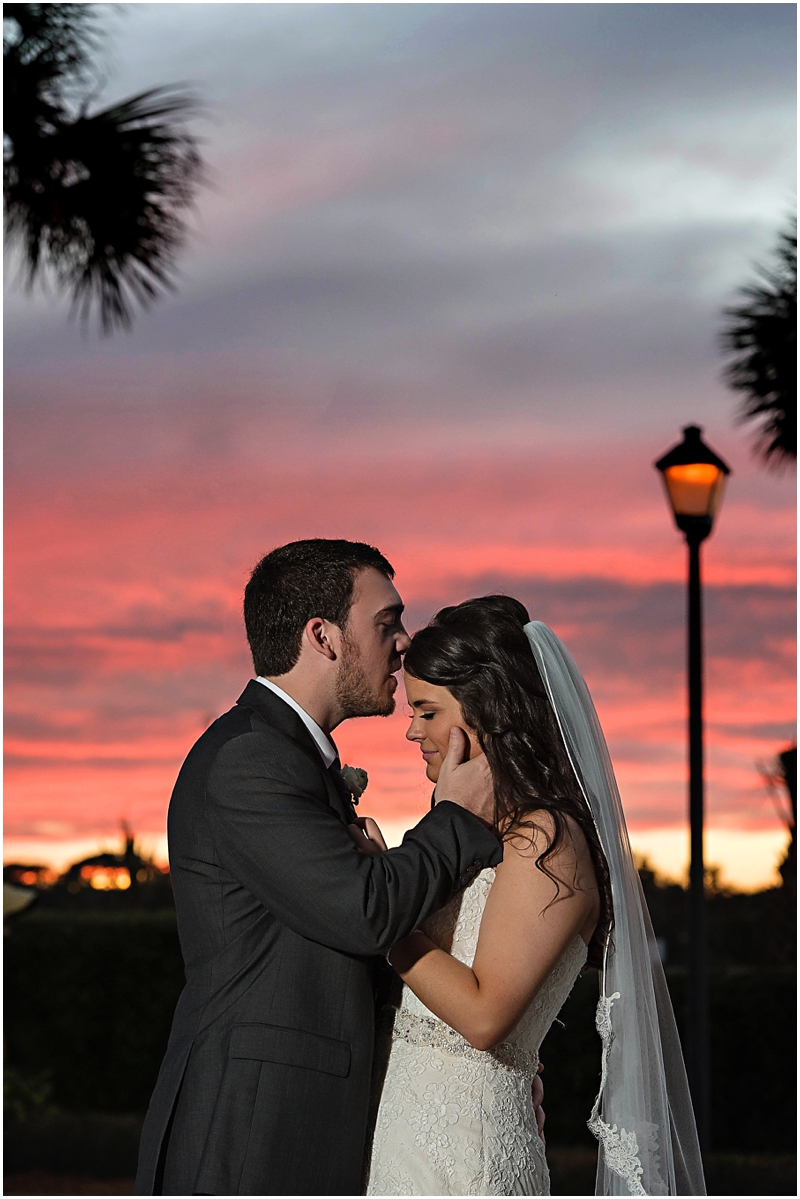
[524,622,706,1197]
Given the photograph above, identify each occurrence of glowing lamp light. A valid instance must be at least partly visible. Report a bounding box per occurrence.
[655,425,730,541]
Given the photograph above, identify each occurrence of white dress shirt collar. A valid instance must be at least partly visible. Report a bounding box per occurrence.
[255,677,337,769]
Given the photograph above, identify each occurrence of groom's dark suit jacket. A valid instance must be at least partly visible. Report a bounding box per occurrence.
[134,681,501,1196]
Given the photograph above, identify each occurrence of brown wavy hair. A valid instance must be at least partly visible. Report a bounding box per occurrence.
[404,595,612,969]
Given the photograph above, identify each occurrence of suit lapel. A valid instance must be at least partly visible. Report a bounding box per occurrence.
[236,680,353,825]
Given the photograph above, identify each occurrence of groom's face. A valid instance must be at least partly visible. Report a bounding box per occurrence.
[335,568,410,718]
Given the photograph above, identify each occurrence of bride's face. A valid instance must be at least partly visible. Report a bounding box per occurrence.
[404,672,482,783]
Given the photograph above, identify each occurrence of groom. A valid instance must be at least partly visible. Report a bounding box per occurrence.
[135,539,504,1196]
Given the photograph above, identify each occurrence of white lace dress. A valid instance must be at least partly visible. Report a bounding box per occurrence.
[366,867,588,1196]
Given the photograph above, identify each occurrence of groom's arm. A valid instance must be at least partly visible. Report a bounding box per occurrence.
[206,728,501,956]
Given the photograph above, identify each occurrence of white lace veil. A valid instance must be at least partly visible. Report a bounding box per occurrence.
[524,622,705,1197]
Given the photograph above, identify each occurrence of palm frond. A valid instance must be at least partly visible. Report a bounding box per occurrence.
[4,5,204,332]
[720,224,797,467]
[4,4,100,135]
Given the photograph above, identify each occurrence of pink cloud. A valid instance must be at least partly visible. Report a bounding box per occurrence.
[200,115,471,243]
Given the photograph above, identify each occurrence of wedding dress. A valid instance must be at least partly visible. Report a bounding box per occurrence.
[367,866,587,1196]
[369,621,704,1196]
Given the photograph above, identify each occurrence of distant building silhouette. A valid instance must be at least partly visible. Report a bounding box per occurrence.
[6,827,174,911]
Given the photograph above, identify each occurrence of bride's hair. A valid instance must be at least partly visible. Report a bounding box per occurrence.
[404,595,612,968]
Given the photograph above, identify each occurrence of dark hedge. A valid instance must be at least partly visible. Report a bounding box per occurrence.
[5,912,796,1153]
[5,912,184,1114]
[538,966,796,1153]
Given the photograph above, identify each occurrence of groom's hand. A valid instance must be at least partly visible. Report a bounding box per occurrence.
[433,727,494,827]
[348,817,388,856]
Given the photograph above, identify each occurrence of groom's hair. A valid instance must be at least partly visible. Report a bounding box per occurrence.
[244,539,395,676]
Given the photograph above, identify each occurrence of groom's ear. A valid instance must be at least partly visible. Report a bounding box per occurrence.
[304,617,339,661]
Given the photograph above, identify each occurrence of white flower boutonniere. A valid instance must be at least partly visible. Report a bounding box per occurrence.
[340,765,368,805]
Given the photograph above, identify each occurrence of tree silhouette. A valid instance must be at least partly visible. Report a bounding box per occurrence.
[4,3,203,332]
[720,220,797,468]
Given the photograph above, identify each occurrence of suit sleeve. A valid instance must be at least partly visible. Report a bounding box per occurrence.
[206,729,502,956]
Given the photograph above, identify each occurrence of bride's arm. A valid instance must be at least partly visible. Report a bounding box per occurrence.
[389,815,598,1051]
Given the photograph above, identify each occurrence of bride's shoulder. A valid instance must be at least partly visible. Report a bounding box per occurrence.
[499,808,591,873]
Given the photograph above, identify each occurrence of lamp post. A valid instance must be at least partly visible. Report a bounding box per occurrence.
[654,425,730,1154]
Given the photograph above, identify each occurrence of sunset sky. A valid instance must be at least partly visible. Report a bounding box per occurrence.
[5,3,796,889]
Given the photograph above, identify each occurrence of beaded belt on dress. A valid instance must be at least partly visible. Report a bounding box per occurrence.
[391,1008,540,1080]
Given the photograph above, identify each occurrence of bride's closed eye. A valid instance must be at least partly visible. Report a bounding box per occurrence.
[403,704,436,721]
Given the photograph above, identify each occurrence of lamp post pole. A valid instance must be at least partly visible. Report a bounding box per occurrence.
[655,424,731,1158]
[686,526,710,1151]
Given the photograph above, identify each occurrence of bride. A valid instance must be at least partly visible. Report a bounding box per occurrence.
[354,596,704,1197]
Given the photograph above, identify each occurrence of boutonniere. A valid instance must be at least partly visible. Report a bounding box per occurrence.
[340,765,368,805]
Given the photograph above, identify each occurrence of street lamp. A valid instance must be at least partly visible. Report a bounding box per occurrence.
[654,424,731,1153]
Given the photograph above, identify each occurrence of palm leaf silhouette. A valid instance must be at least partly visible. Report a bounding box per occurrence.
[5,4,203,331]
[720,223,797,467]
